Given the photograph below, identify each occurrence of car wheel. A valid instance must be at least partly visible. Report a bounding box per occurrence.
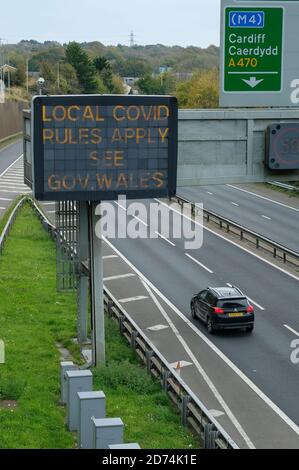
[245,325,254,333]
[207,317,215,334]
[191,302,196,319]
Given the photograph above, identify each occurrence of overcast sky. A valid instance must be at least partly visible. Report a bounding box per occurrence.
[1,0,221,47]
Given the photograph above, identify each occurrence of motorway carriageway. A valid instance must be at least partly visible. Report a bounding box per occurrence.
[0,140,31,218]
[102,198,299,448]
[178,184,299,253]
[1,146,298,448]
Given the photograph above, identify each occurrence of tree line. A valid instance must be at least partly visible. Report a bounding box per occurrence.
[4,41,220,108]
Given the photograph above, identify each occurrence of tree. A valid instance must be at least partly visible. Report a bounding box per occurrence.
[136,74,164,95]
[175,69,219,108]
[65,42,99,94]
[10,59,26,87]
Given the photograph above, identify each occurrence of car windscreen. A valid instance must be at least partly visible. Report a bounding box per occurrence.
[217,298,248,309]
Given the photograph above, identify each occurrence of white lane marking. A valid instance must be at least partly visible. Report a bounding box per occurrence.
[47,211,56,214]
[225,284,265,311]
[245,297,264,311]
[156,199,299,283]
[114,201,127,211]
[41,202,55,206]
[207,191,214,195]
[0,154,23,178]
[147,324,169,332]
[142,279,255,449]
[103,254,118,260]
[209,409,225,418]
[284,325,299,337]
[104,236,299,438]
[0,206,5,210]
[0,184,29,190]
[118,295,148,304]
[169,360,193,369]
[115,200,148,227]
[185,253,214,274]
[155,231,176,246]
[1,177,25,182]
[0,189,31,194]
[134,215,148,227]
[227,184,299,213]
[261,215,272,220]
[231,202,239,207]
[0,197,12,201]
[103,273,136,281]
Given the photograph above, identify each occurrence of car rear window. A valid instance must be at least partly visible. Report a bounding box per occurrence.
[217,298,248,309]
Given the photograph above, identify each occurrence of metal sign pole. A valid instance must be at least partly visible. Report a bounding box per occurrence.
[77,201,89,343]
[88,201,105,367]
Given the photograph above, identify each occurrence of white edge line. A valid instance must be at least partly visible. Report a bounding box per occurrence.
[245,297,264,311]
[284,324,299,338]
[155,231,176,246]
[156,199,299,283]
[185,253,214,274]
[226,184,299,213]
[0,154,23,178]
[103,235,299,436]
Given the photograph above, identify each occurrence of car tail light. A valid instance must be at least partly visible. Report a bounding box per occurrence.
[247,305,254,313]
[213,307,224,314]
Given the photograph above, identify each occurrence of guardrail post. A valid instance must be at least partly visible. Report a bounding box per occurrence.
[204,423,219,449]
[146,349,154,373]
[107,300,113,318]
[131,330,138,350]
[162,369,171,392]
[119,315,126,334]
[181,395,191,426]
[191,203,195,216]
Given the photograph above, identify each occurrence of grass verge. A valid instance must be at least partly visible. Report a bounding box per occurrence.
[0,203,78,448]
[262,182,299,200]
[0,203,199,449]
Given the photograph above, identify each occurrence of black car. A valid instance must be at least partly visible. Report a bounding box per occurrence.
[191,286,254,334]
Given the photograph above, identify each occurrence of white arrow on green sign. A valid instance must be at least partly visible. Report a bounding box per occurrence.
[224,7,283,92]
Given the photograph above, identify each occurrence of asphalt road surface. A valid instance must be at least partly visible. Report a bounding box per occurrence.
[178,184,299,253]
[104,198,299,447]
[0,140,31,218]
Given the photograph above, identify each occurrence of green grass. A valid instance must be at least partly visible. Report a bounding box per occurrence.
[0,203,199,449]
[0,204,78,448]
[262,182,299,200]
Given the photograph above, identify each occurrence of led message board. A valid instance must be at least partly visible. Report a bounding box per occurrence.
[32,95,178,201]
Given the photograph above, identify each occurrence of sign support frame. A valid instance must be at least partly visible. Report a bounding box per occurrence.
[88,201,105,367]
[77,201,89,344]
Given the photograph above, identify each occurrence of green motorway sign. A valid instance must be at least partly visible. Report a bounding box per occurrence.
[224,7,283,92]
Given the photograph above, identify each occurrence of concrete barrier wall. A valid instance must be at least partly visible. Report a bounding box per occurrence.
[0,101,26,141]
[178,108,299,186]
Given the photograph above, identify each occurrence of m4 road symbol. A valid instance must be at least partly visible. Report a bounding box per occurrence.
[229,11,265,28]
